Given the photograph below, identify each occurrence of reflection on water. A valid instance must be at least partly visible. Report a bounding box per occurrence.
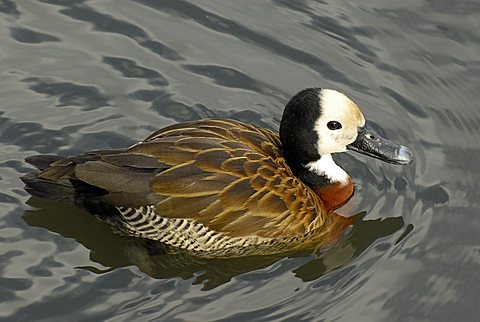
[23,198,404,290]
[0,0,479,320]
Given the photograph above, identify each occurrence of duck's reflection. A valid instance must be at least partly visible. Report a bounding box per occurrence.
[23,197,405,290]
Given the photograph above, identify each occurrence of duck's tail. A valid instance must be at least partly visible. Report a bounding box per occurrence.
[21,155,77,201]
[24,155,63,171]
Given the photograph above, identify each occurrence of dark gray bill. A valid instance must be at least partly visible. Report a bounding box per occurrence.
[347,124,413,165]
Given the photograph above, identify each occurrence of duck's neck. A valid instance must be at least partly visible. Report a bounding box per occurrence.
[305,154,349,186]
[295,154,354,212]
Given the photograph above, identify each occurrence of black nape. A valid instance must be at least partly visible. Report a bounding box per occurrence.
[279,88,326,187]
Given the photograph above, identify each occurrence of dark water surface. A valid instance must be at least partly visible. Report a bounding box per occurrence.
[1,0,479,321]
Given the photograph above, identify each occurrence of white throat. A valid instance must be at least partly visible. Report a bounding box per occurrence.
[305,154,349,185]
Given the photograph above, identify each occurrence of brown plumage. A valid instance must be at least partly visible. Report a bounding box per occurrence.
[22,88,413,257]
[24,120,331,249]
[145,119,325,238]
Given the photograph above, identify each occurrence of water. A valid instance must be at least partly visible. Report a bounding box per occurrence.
[0,0,479,321]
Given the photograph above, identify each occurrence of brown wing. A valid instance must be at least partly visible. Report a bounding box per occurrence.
[129,119,326,238]
[35,119,326,239]
[32,149,169,206]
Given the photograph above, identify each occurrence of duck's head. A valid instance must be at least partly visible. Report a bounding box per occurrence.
[280,88,413,188]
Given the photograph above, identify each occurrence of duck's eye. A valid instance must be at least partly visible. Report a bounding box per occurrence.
[327,121,342,130]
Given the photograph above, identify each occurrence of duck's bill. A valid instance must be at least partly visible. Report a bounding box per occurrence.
[347,125,413,165]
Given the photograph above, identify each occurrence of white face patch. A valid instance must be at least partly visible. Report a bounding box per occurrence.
[305,154,349,185]
[314,89,365,155]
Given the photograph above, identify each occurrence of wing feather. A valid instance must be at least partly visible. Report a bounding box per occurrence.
[44,119,325,239]
[141,119,326,238]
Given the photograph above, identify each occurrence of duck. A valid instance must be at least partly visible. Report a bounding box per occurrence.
[22,88,413,258]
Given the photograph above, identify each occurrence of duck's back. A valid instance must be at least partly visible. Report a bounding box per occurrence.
[23,119,331,256]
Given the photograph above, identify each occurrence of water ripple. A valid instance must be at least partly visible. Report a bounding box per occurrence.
[43,1,184,61]
[22,77,111,110]
[0,0,479,321]
[103,56,169,86]
[134,0,366,89]
[0,0,20,16]
[10,27,60,44]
